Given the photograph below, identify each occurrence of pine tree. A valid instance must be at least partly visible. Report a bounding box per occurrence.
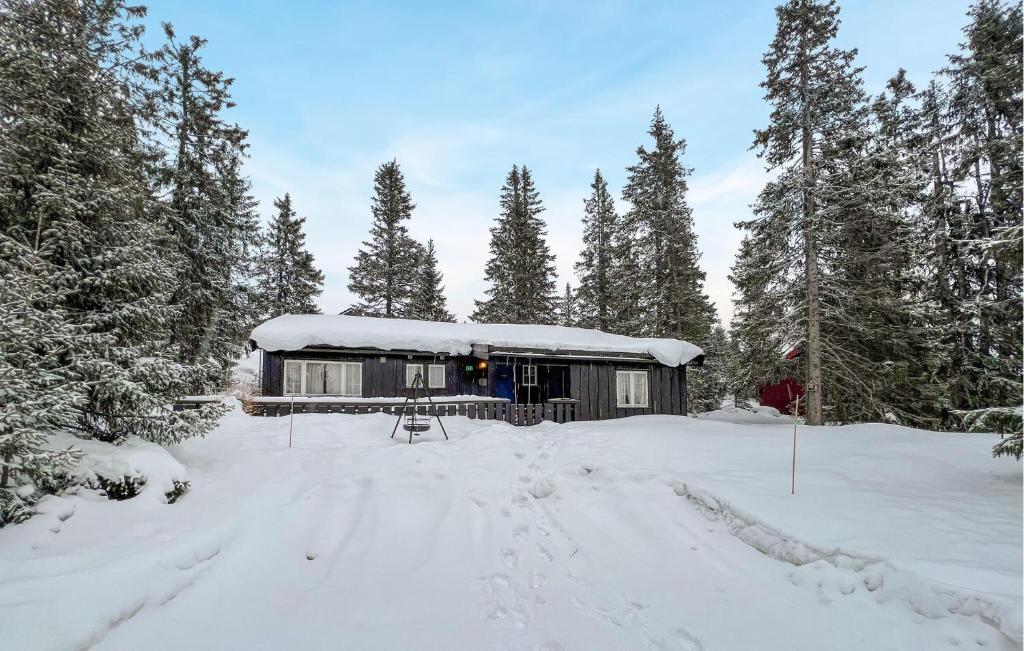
[252,194,324,319]
[559,283,578,327]
[155,27,257,392]
[815,69,945,425]
[574,170,619,331]
[746,0,867,425]
[942,0,1023,415]
[606,213,644,336]
[0,0,227,446]
[621,108,717,344]
[688,324,729,413]
[347,160,421,318]
[0,238,87,525]
[407,239,455,322]
[472,165,559,324]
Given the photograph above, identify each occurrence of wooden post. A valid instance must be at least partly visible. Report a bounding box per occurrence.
[791,394,799,495]
[288,396,295,448]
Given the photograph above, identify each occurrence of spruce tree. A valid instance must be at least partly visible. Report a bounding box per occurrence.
[621,108,721,411]
[407,239,455,322]
[0,238,87,525]
[746,0,866,425]
[0,0,226,446]
[942,0,1022,415]
[621,107,716,344]
[347,160,421,317]
[574,169,619,331]
[155,27,257,391]
[252,194,324,319]
[688,324,729,413]
[559,283,578,327]
[472,165,559,324]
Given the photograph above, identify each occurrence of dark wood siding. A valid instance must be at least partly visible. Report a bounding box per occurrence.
[260,351,484,399]
[259,348,690,420]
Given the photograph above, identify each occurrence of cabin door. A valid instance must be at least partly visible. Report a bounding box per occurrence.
[493,364,515,401]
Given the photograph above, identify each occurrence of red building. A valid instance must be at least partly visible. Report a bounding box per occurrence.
[757,347,804,415]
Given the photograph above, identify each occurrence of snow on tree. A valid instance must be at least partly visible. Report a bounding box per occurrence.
[939,0,1023,414]
[620,108,721,410]
[347,160,421,318]
[574,170,619,331]
[687,324,729,414]
[812,70,947,426]
[621,107,717,344]
[0,0,227,449]
[155,26,258,392]
[252,194,325,319]
[0,238,88,525]
[742,0,868,426]
[407,239,456,322]
[472,165,559,324]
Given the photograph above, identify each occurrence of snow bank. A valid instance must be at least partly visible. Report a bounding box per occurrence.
[250,314,703,367]
[52,433,189,505]
[696,402,793,424]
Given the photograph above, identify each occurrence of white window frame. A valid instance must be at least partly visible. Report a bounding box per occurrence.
[521,364,538,387]
[616,370,649,408]
[283,360,362,396]
[406,363,424,388]
[427,364,446,389]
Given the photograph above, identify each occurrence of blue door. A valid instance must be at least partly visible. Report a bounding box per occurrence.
[494,364,515,400]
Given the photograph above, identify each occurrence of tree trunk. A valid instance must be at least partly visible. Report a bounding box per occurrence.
[801,48,823,426]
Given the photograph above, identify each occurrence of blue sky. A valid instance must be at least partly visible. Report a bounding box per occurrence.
[144,0,973,323]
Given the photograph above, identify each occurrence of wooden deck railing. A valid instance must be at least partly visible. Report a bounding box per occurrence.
[246,398,576,426]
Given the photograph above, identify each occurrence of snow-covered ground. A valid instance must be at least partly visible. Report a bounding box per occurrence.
[1,404,1020,650]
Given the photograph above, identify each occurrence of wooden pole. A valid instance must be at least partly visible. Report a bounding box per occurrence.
[288,396,295,448]
[791,394,799,495]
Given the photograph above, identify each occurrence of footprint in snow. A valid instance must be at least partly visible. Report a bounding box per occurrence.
[529,478,556,499]
[501,547,520,569]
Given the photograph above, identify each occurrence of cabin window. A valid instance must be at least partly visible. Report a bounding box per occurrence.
[428,364,446,389]
[284,361,302,394]
[406,363,424,388]
[284,360,362,396]
[616,370,649,408]
[521,364,538,387]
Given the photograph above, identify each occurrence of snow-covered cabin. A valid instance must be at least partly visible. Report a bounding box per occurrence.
[249,315,704,420]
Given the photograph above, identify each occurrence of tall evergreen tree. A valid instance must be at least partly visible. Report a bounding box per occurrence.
[407,239,455,322]
[574,170,618,331]
[156,27,257,391]
[252,194,324,319]
[621,108,721,411]
[348,160,421,318]
[472,165,559,324]
[815,69,945,425]
[744,0,867,425]
[0,0,226,446]
[621,108,716,343]
[942,0,1022,415]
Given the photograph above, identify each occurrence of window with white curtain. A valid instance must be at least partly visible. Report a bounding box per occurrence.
[428,364,446,389]
[283,360,362,396]
[406,363,424,388]
[616,370,649,408]
[284,360,302,394]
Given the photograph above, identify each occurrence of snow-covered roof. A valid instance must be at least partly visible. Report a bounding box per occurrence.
[250,314,704,367]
